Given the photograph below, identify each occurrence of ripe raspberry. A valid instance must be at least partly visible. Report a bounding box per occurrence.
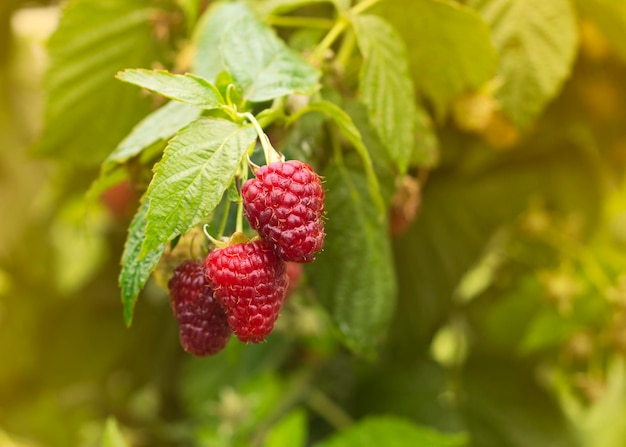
[242,160,325,263]
[205,239,288,343]
[168,260,231,356]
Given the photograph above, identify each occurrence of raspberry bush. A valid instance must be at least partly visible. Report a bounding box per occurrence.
[5,0,626,445]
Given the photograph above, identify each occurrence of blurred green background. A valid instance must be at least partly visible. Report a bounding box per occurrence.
[4,0,626,446]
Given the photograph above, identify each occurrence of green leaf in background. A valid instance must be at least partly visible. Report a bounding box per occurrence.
[315,416,467,447]
[101,418,129,447]
[117,69,224,109]
[307,166,396,356]
[461,357,580,447]
[258,0,342,17]
[574,0,626,62]
[379,0,497,120]
[119,198,166,326]
[578,359,626,447]
[469,0,578,129]
[104,100,202,171]
[290,100,385,214]
[353,14,417,174]
[34,0,169,165]
[192,2,256,82]
[140,118,256,257]
[264,409,307,447]
[220,5,320,102]
[413,106,440,167]
[390,148,600,354]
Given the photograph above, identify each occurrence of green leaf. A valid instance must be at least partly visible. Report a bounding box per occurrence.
[469,0,578,129]
[290,100,385,214]
[34,0,170,165]
[353,14,417,174]
[379,0,497,120]
[101,418,130,447]
[104,100,202,170]
[264,409,307,447]
[574,0,626,62]
[315,416,467,447]
[580,359,626,447]
[193,2,256,82]
[220,6,320,102]
[117,69,224,109]
[307,165,396,356]
[140,118,256,257]
[258,0,341,17]
[119,198,166,326]
[413,106,440,167]
[352,358,465,433]
[461,357,580,447]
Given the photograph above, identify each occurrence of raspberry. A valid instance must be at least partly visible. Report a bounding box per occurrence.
[168,260,231,356]
[242,160,325,263]
[205,239,288,343]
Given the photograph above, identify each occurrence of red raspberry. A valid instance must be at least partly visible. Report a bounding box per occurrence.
[205,239,288,343]
[168,260,231,356]
[242,160,325,263]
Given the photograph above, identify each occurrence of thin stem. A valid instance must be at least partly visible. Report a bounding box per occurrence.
[306,389,354,430]
[311,17,349,61]
[267,15,334,29]
[241,111,282,165]
[335,27,356,71]
[235,156,249,234]
[216,200,231,239]
[243,112,270,162]
[351,0,381,15]
[225,84,237,108]
[236,197,244,234]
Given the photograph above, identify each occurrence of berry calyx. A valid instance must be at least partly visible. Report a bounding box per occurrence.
[242,160,325,263]
[168,260,231,356]
[205,239,288,343]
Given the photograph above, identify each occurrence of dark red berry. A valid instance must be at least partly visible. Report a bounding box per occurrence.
[168,260,231,356]
[242,160,325,263]
[205,239,288,343]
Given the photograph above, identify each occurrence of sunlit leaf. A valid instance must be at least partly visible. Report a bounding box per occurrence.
[380,0,497,120]
[264,409,307,447]
[353,14,417,174]
[117,69,224,109]
[315,416,467,447]
[193,2,255,82]
[101,418,129,447]
[220,5,320,102]
[34,0,170,165]
[104,100,202,170]
[140,118,256,257]
[469,0,578,129]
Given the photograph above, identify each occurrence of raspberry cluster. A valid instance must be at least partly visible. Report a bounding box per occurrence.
[167,160,324,353]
